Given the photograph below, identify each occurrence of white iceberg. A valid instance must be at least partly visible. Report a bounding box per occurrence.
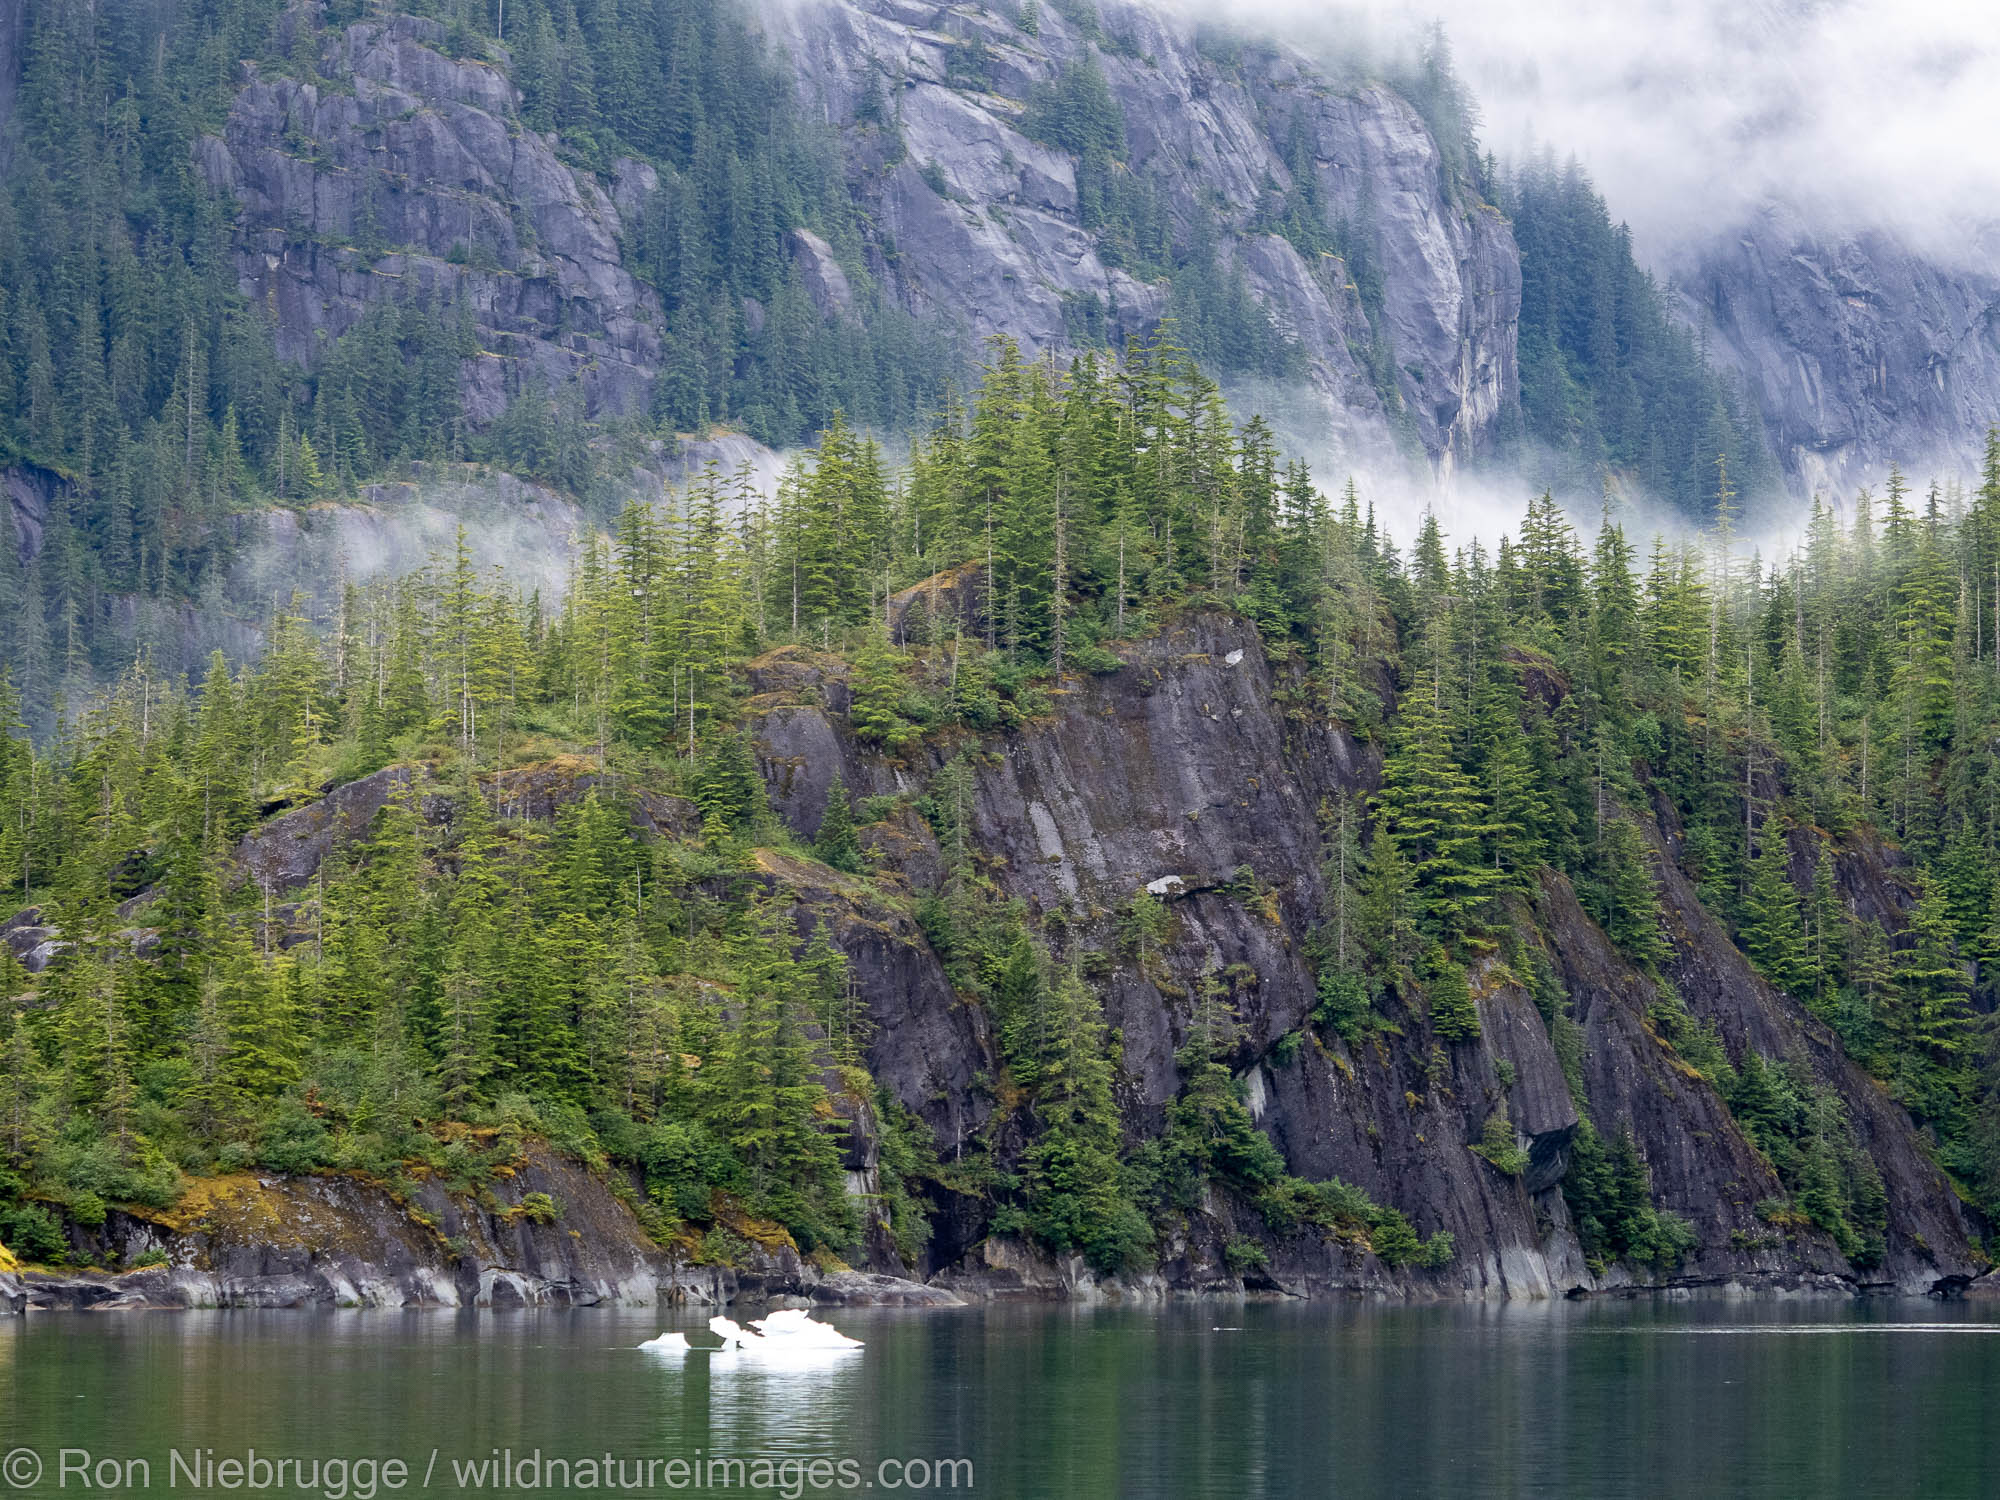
[644,1311,862,1362]
[747,1308,864,1349]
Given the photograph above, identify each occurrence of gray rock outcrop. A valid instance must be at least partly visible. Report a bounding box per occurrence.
[197,16,661,423]
[5,1143,950,1311]
[184,5,1520,483]
[749,608,1982,1297]
[1679,207,2000,499]
[774,0,1520,477]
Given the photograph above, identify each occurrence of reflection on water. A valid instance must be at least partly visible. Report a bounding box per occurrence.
[1623,1322,2000,1335]
[3,1299,1999,1497]
[655,1337,868,1452]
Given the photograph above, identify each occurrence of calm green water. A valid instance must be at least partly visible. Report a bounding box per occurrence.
[3,1300,1998,1498]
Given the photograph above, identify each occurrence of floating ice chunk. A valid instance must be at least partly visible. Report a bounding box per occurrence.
[649,1312,863,1365]
[748,1308,864,1349]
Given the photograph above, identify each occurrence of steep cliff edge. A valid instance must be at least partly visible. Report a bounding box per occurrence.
[751,610,1983,1296]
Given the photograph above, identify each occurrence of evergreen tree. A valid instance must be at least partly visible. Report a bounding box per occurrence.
[1742,817,1810,997]
[813,772,863,873]
[1374,666,1501,938]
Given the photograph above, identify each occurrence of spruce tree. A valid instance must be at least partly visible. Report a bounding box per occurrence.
[1374,665,1500,939]
[813,772,863,873]
[1741,818,1809,997]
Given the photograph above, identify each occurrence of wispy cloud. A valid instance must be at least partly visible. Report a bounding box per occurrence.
[1207,0,2000,268]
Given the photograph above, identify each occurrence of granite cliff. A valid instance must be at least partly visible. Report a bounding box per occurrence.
[1679,210,2000,499]
[746,610,1981,1298]
[772,0,1517,474]
[177,3,1516,478]
[195,15,664,426]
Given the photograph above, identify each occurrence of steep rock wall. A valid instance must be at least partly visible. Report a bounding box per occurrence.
[751,609,1983,1295]
[197,16,661,422]
[9,609,1986,1304]
[1678,208,2000,498]
[189,5,1518,477]
[774,0,1519,474]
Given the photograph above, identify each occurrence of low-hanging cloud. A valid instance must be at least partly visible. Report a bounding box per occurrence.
[1206,0,2000,269]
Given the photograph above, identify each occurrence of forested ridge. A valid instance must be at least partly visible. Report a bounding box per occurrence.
[0,329,1995,1284]
[1499,154,1777,512]
[0,0,959,732]
[0,0,1793,748]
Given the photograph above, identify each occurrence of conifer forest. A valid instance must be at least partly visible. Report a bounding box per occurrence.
[0,0,1995,1303]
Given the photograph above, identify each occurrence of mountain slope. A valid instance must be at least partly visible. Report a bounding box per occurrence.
[774,0,1518,474]
[197,16,664,426]
[1679,208,2000,500]
[752,611,1978,1295]
[180,2,1522,475]
[0,341,1994,1303]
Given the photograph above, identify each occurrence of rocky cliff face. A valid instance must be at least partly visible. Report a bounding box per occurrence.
[9,608,1986,1307]
[197,15,662,424]
[187,5,1517,478]
[774,0,1518,475]
[1678,208,2000,499]
[16,0,1989,511]
[182,1,2000,504]
[0,1143,958,1311]
[751,610,1984,1297]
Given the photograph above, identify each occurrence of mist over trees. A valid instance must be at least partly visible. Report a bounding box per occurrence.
[1498,153,1777,514]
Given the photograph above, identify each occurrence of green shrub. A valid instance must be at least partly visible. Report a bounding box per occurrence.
[1311,969,1373,1043]
[639,1120,733,1223]
[1068,641,1123,674]
[1223,1236,1270,1274]
[1368,1210,1422,1265]
[515,1192,560,1225]
[259,1099,332,1175]
[1470,1111,1530,1177]
[695,1227,750,1266]
[0,1199,69,1265]
[1426,960,1481,1042]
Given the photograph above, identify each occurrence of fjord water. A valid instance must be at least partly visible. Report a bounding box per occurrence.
[4,1301,1998,1498]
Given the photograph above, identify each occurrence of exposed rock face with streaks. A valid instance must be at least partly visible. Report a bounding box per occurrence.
[774,0,1519,475]
[196,16,661,423]
[1678,207,2000,498]
[185,4,1521,479]
[748,609,1984,1297]
[8,607,1988,1309]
